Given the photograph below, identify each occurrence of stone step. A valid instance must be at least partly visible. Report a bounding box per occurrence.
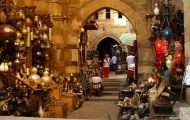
[104,86,124,91]
[87,95,118,101]
[101,82,126,86]
[102,91,119,96]
[103,78,126,81]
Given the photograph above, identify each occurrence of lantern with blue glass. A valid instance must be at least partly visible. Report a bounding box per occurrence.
[163,27,172,36]
[163,27,172,44]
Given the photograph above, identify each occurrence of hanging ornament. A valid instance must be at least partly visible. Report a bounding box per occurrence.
[154,58,161,68]
[163,27,172,36]
[173,51,183,64]
[174,41,183,52]
[41,70,52,87]
[162,39,169,55]
[154,39,163,51]
[166,59,172,68]
[169,41,175,55]
[28,67,41,86]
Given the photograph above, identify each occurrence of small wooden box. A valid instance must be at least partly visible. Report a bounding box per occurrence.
[52,88,62,100]
[61,95,74,112]
[50,103,68,118]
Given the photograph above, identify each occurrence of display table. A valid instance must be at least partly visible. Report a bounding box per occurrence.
[179,107,190,120]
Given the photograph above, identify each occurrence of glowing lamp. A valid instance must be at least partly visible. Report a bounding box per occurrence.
[166,59,172,68]
[0,61,8,72]
[163,27,171,35]
[14,39,22,47]
[148,77,154,83]
[173,52,183,64]
[164,70,169,77]
[162,39,169,55]
[154,39,163,51]
[174,41,183,52]
[154,3,159,15]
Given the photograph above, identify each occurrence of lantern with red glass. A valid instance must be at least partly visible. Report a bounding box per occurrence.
[174,41,183,52]
[173,51,183,64]
[154,39,163,52]
[154,39,164,68]
[154,58,161,68]
[162,39,169,56]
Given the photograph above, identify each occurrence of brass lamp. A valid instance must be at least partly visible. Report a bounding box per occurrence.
[0,61,8,72]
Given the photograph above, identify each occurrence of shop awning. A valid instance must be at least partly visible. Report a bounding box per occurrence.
[119,32,136,46]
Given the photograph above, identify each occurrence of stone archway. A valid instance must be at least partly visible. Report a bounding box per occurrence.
[64,0,154,78]
[92,32,124,50]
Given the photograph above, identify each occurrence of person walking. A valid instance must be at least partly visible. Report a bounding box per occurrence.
[111,54,118,72]
[126,52,135,85]
[103,54,111,78]
[126,52,135,70]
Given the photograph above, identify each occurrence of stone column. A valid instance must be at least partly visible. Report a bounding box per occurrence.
[184,0,190,104]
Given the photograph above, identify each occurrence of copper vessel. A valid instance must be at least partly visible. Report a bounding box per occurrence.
[0,24,17,43]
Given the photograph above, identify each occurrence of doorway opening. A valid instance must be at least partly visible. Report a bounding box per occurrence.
[97,37,119,61]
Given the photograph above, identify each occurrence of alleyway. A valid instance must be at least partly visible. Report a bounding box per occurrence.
[66,72,190,120]
[66,72,125,119]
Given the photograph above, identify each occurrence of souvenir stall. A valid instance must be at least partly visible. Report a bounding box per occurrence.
[115,0,184,119]
[0,3,84,118]
[147,0,184,118]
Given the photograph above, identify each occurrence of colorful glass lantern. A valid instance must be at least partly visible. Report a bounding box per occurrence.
[174,41,183,52]
[166,59,172,68]
[169,42,175,55]
[154,39,163,51]
[173,51,183,64]
[156,51,165,61]
[163,27,172,36]
[154,59,161,68]
[162,39,169,55]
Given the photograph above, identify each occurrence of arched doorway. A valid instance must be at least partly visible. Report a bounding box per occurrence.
[97,37,118,61]
[64,0,154,79]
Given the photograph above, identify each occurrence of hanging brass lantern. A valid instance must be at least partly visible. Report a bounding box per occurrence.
[41,70,52,87]
[0,24,17,43]
[15,20,22,29]
[14,39,22,47]
[43,24,49,33]
[24,17,32,27]
[16,31,22,39]
[13,59,21,71]
[28,67,41,86]
[21,24,28,36]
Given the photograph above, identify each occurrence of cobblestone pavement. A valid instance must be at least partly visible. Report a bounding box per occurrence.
[66,101,120,119]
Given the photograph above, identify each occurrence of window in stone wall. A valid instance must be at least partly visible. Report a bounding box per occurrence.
[106,8,110,19]
[118,12,122,18]
[95,12,98,19]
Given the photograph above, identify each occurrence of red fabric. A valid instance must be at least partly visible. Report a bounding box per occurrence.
[103,67,109,78]
[127,69,134,78]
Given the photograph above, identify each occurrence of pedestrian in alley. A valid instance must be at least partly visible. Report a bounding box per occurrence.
[111,53,118,72]
[103,54,111,78]
[126,52,135,70]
